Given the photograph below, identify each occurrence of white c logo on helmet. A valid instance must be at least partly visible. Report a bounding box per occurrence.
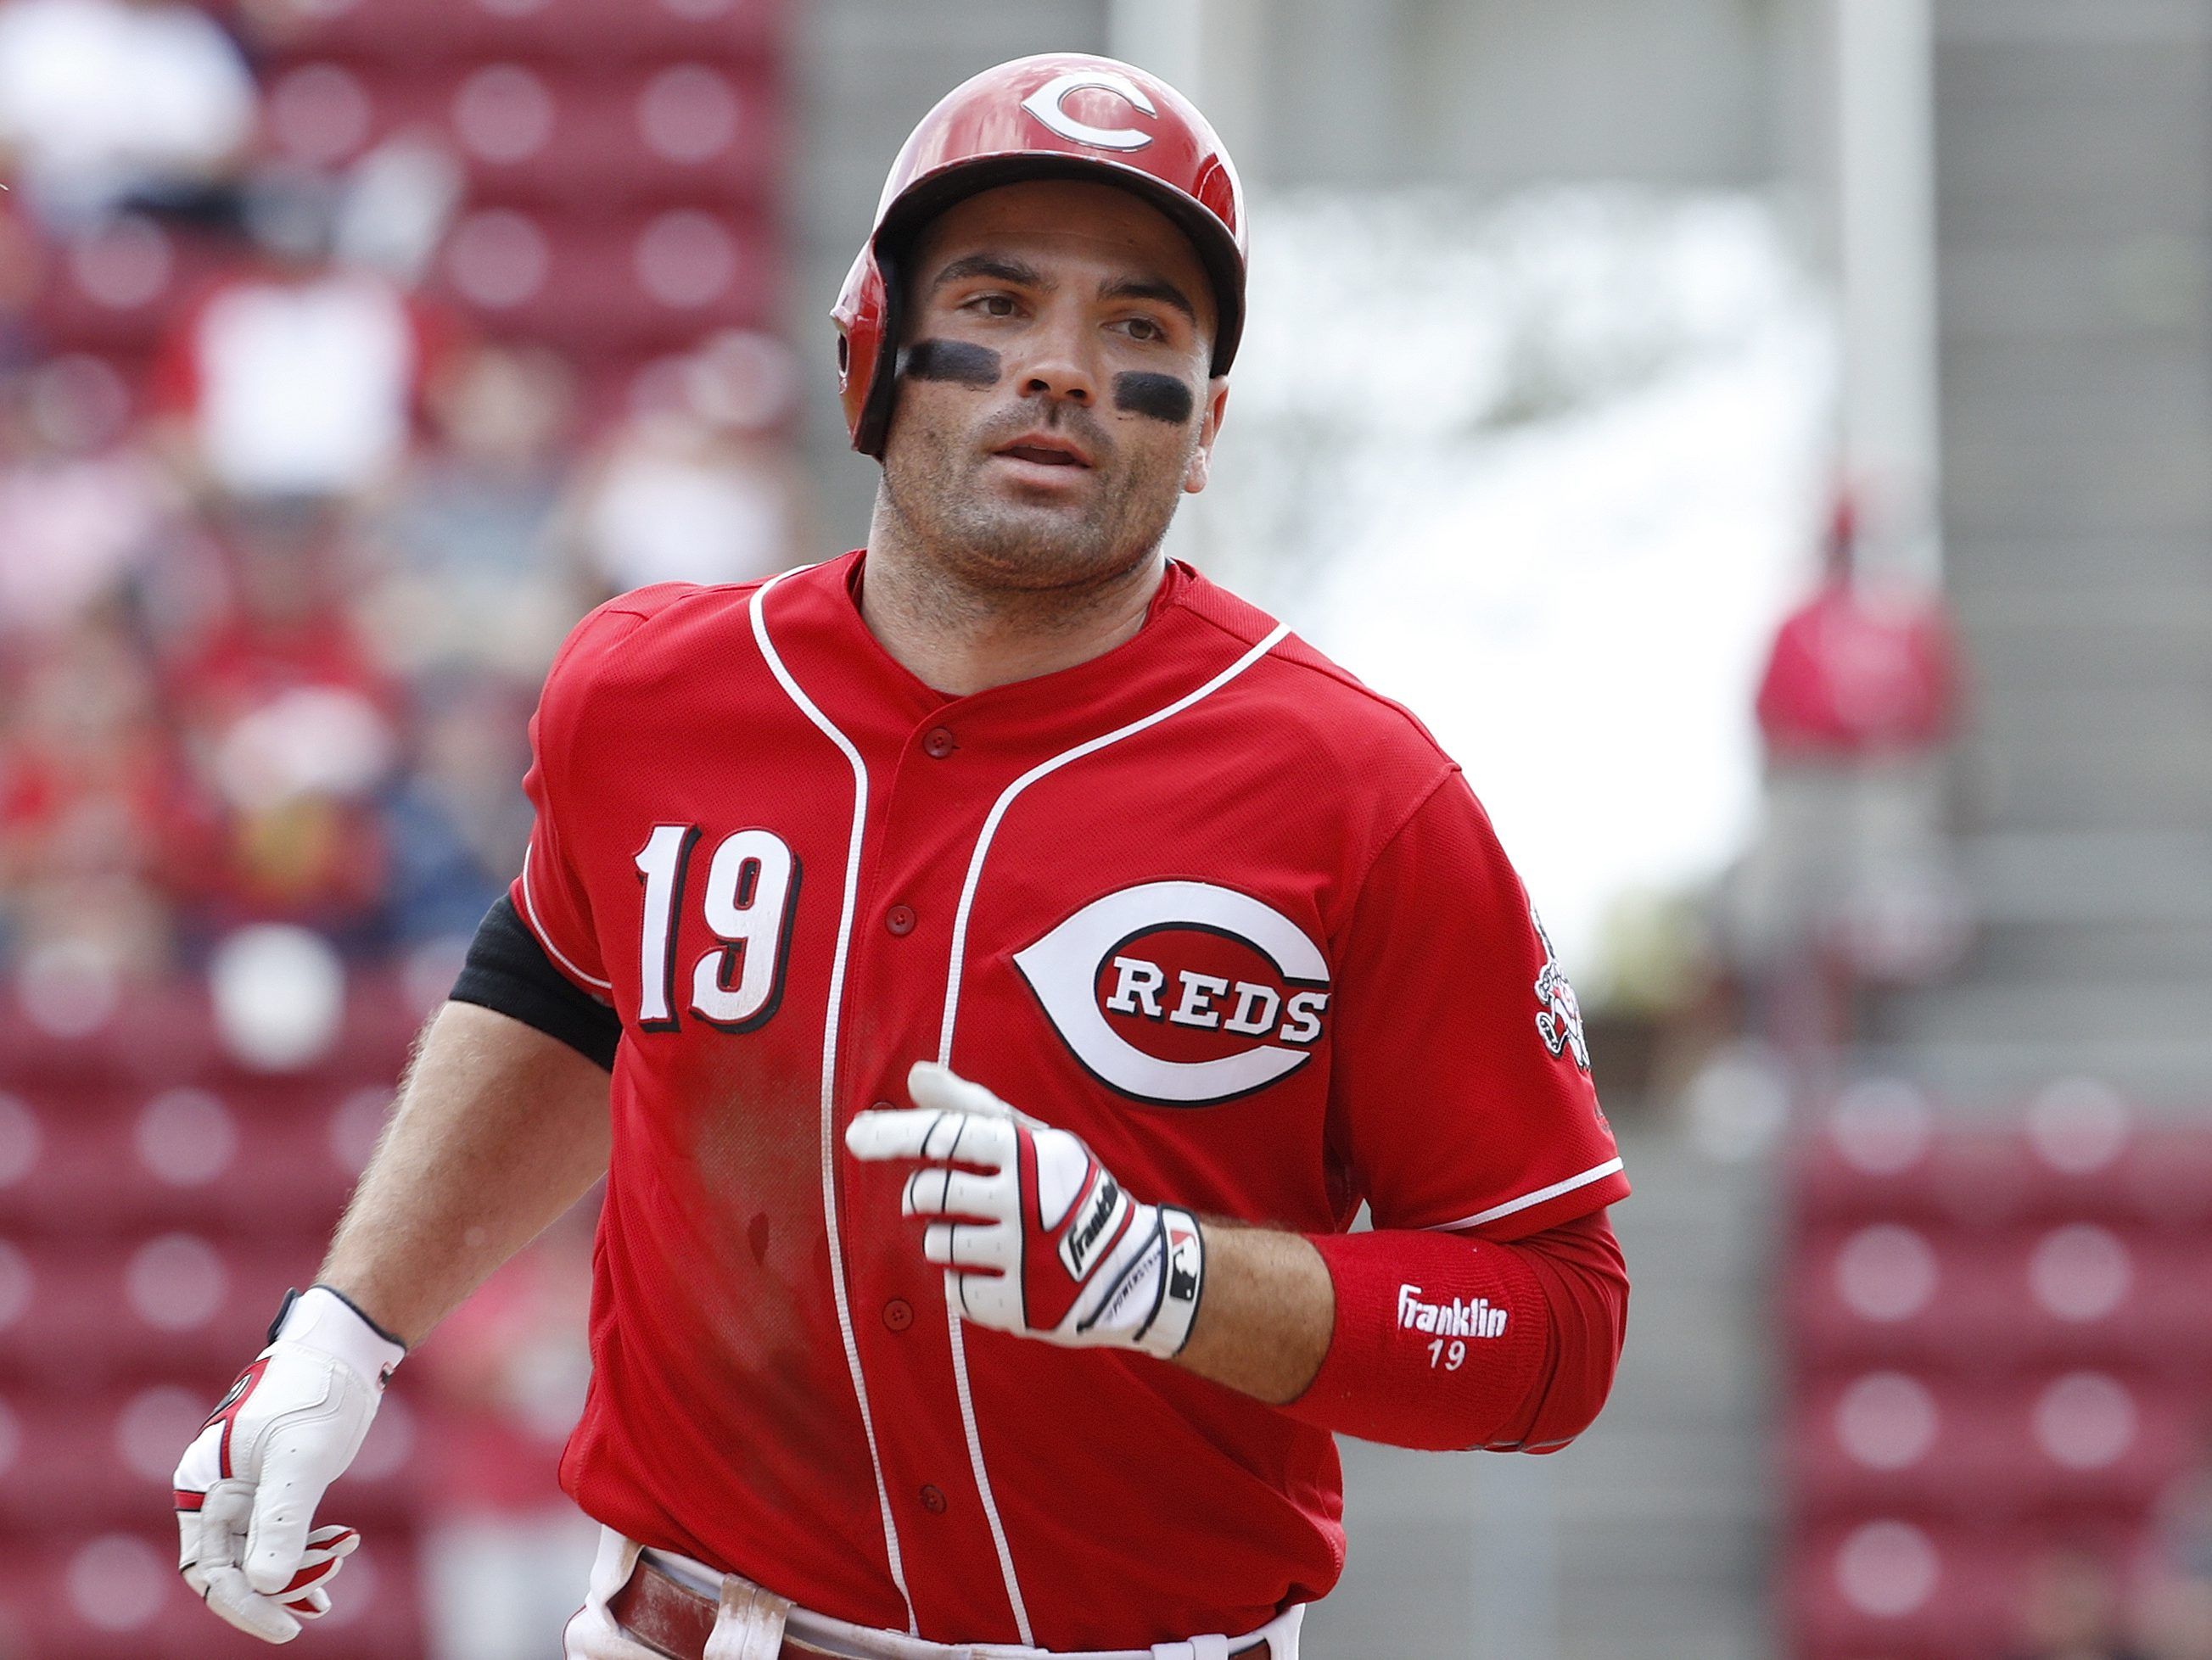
[1020,69,1158,153]
[1013,880,1330,1106]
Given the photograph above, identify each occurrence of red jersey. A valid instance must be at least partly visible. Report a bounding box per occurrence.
[510,551,1628,1650]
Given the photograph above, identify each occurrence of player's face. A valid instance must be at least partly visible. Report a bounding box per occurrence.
[878,179,1229,592]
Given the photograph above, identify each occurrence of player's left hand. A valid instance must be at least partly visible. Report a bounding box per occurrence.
[844,1063,1205,1359]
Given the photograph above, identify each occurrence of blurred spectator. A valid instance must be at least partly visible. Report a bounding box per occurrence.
[2143,1436,2212,1660]
[2146,1584,2212,1660]
[0,354,180,643]
[2008,1548,2151,1660]
[1723,493,1968,1077]
[0,0,802,1637]
[0,608,188,985]
[0,0,255,232]
[414,1203,599,1660]
[379,671,533,949]
[165,498,399,947]
[1755,495,1958,759]
[148,180,464,502]
[2146,1579,2212,1660]
[2157,1435,2212,1588]
[333,133,467,289]
[0,191,44,372]
[366,343,583,677]
[570,328,804,595]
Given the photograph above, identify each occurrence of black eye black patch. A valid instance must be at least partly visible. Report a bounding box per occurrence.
[1112,372,1196,425]
[899,339,1001,387]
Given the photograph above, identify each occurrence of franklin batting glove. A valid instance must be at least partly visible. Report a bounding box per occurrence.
[845,1062,1206,1359]
[175,1286,403,1643]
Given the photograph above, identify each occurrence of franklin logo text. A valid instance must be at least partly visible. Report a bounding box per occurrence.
[1398,1283,1509,1340]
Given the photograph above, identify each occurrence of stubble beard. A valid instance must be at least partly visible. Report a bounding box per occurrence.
[878,406,1193,605]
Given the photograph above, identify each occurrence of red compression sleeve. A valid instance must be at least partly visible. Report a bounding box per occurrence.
[1281,1210,1628,1453]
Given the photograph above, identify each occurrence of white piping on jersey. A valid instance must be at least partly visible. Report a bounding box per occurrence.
[934,622,1292,1064]
[937,1289,1016,1633]
[518,845,613,992]
[933,618,1292,1646]
[749,570,918,1636]
[1428,1155,1627,1233]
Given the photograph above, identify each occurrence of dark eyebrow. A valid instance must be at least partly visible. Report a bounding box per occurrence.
[930,254,1052,292]
[1098,273,1200,327]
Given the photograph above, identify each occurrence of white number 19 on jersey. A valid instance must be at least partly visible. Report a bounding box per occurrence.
[634,824,800,1033]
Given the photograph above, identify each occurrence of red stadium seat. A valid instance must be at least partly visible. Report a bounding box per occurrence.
[0,1237,314,1389]
[278,59,785,209]
[1791,1367,2204,1529]
[27,218,233,363]
[0,1381,427,1536]
[0,1391,148,1529]
[1790,1217,2204,1376]
[0,1529,424,1658]
[1783,1115,2212,1660]
[1977,1222,2204,1372]
[0,1079,382,1238]
[1918,1130,2053,1229]
[431,206,776,348]
[1785,1221,2009,1370]
[1789,1080,1942,1228]
[1787,1371,2012,1523]
[1787,1517,2022,1660]
[273,0,783,66]
[1788,1123,2048,1232]
[1789,1082,2175,1234]
[2005,1369,2203,1517]
[2114,1126,2212,1230]
[490,63,783,211]
[0,980,423,1093]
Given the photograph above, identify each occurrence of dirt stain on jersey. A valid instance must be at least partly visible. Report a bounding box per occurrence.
[680,1052,826,1283]
[649,1051,879,1509]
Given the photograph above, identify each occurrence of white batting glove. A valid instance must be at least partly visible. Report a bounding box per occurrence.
[845,1063,1206,1360]
[175,1286,404,1643]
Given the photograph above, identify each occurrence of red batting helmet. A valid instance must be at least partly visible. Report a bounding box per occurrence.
[831,53,1247,457]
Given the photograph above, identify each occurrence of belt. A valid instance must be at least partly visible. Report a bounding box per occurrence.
[608,1557,1275,1660]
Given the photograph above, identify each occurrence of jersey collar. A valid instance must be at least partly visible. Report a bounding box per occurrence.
[759,551,1244,763]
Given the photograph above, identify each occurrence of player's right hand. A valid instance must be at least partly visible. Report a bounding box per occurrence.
[174,1285,405,1643]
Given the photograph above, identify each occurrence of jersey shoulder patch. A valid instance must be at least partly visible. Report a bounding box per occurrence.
[1530,907,1590,1073]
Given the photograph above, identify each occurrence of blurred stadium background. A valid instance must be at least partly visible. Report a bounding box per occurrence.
[0,0,2204,1655]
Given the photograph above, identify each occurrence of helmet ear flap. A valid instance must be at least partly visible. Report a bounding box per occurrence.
[851,246,906,461]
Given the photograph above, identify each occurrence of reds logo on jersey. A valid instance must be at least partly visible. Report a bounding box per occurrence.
[1531,908,1590,1072]
[1012,880,1331,1107]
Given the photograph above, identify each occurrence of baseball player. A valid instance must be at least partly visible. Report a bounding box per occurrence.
[175,53,1632,1660]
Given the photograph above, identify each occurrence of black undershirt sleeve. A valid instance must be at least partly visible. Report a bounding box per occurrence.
[449,895,622,1071]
